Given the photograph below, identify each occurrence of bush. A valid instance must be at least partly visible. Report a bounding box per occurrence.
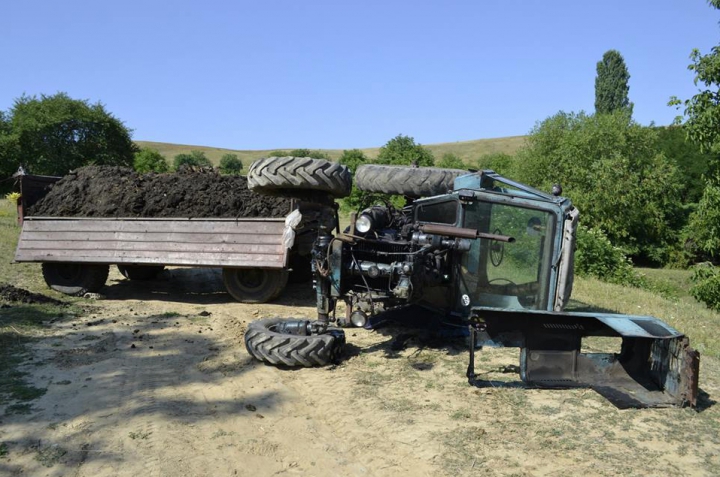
[173,150,212,170]
[575,225,640,286]
[437,153,465,169]
[134,148,169,173]
[376,134,434,166]
[690,263,720,310]
[515,110,683,265]
[219,154,243,175]
[475,152,516,177]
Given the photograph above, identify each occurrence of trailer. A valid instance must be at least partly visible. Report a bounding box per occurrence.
[13,172,312,303]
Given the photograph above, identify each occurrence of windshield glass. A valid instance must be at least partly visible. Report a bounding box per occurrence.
[460,200,555,310]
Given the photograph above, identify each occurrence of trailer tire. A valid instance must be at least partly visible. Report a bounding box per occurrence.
[117,265,165,281]
[248,157,352,198]
[244,318,346,367]
[355,164,466,198]
[42,263,109,296]
[223,268,289,303]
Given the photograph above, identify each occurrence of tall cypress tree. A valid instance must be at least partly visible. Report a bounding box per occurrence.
[594,50,633,115]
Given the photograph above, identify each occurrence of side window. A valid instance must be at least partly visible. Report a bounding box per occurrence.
[416,201,458,225]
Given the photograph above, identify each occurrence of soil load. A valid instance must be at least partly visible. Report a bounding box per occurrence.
[0,283,65,305]
[27,166,292,218]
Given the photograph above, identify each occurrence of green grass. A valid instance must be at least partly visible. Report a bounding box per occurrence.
[135,135,527,170]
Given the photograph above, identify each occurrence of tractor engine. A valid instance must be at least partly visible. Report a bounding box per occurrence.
[312,204,474,328]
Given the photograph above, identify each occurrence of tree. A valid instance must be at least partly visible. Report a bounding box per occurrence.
[475,152,515,177]
[515,110,682,264]
[437,153,465,169]
[8,92,137,176]
[219,153,243,175]
[667,1,720,261]
[595,50,633,115]
[134,148,169,174]
[338,149,373,210]
[173,150,213,170]
[0,111,20,192]
[376,134,434,166]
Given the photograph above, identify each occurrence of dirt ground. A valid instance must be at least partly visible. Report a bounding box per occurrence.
[1,268,719,477]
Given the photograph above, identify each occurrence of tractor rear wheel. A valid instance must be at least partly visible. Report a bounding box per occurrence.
[42,263,109,296]
[222,268,288,303]
[248,157,352,198]
[244,318,345,367]
[355,164,466,198]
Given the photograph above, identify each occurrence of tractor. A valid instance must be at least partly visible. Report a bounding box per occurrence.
[242,157,699,408]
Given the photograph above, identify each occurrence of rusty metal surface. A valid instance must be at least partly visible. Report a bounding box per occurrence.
[14,217,288,269]
[470,307,701,408]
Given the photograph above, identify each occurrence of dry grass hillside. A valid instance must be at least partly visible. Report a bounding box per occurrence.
[135,136,527,170]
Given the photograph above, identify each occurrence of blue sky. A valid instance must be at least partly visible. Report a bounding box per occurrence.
[1,1,718,150]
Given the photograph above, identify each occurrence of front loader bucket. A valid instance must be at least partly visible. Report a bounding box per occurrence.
[470,308,700,408]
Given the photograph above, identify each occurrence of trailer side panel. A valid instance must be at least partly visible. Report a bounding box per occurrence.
[14,217,288,269]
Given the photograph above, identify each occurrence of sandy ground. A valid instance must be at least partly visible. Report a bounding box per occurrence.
[1,268,719,477]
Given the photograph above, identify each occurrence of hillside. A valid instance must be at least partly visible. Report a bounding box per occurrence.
[135,136,527,169]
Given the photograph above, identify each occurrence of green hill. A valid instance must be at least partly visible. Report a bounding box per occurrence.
[135,136,527,169]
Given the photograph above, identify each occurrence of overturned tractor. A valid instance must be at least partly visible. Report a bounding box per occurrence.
[243,157,699,408]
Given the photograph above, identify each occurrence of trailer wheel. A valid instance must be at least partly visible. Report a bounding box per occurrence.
[222,268,289,303]
[355,164,466,198]
[41,263,109,296]
[117,265,165,281]
[248,157,352,198]
[244,318,346,367]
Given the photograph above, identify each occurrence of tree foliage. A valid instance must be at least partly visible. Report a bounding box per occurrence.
[338,149,375,210]
[0,111,19,192]
[219,153,243,175]
[595,50,633,115]
[267,149,330,159]
[7,93,136,176]
[437,153,465,169]
[133,148,169,174]
[475,152,515,177]
[173,150,212,170]
[515,110,682,264]
[655,126,715,203]
[685,173,720,258]
[376,134,434,166]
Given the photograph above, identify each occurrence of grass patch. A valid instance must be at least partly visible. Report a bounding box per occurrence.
[572,276,720,358]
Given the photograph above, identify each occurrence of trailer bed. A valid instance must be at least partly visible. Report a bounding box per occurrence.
[15,217,288,269]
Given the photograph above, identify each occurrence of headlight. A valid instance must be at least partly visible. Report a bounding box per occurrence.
[355,214,373,234]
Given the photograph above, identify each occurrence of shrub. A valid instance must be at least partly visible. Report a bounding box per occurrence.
[475,152,516,177]
[437,153,465,169]
[690,263,720,310]
[173,150,212,170]
[575,224,640,286]
[134,148,169,173]
[219,154,243,175]
[5,191,20,205]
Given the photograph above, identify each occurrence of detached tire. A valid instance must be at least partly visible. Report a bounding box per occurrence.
[117,265,165,281]
[223,268,289,303]
[248,157,352,198]
[42,263,109,296]
[355,164,466,198]
[244,318,346,367]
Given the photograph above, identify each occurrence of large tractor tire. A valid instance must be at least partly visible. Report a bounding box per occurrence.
[355,164,467,198]
[42,263,110,296]
[244,318,346,367]
[117,265,165,281]
[222,268,289,303]
[248,157,352,198]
